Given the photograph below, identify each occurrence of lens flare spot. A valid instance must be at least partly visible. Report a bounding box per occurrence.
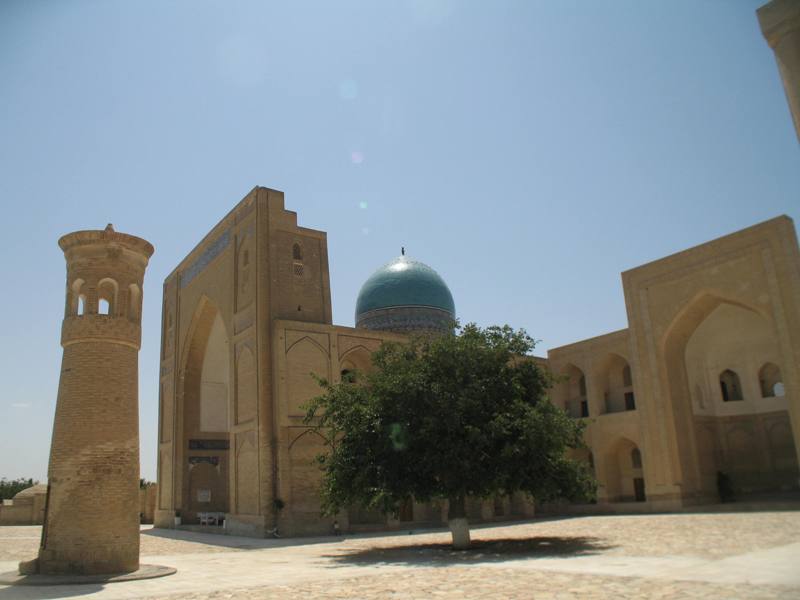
[351,151,364,164]
[339,79,358,100]
[361,227,370,236]
[359,201,368,210]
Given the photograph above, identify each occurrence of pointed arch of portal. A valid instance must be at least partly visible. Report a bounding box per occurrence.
[660,290,796,499]
[176,295,232,524]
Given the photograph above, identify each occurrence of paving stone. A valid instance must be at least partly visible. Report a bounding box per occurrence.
[1,511,798,599]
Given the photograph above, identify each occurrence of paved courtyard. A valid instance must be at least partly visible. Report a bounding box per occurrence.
[1,511,799,599]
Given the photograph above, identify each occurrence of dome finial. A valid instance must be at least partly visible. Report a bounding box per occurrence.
[401,246,405,256]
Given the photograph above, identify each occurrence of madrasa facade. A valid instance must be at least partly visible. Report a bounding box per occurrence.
[154,187,800,537]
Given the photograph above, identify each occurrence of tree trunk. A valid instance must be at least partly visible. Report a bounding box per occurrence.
[447,494,470,550]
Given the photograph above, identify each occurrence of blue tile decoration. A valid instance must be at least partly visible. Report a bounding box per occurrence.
[180,230,231,288]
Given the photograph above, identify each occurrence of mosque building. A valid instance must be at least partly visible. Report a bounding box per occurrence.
[152,0,800,538]
[154,186,800,537]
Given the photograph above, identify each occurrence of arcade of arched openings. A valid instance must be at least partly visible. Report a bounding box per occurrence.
[547,216,800,512]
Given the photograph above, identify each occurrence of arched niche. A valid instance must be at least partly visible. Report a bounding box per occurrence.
[339,345,373,383]
[604,437,645,503]
[236,235,255,310]
[595,353,634,414]
[235,345,257,425]
[286,429,328,516]
[684,302,780,416]
[234,430,258,516]
[128,283,141,321]
[559,363,587,418]
[286,336,329,416]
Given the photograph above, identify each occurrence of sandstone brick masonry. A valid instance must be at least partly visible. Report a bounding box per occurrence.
[25,224,153,575]
[157,187,800,539]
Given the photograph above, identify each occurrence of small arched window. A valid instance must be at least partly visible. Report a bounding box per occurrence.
[623,365,632,387]
[719,369,743,402]
[97,277,118,316]
[128,284,141,321]
[631,448,642,469]
[759,363,783,398]
[292,243,303,261]
[70,278,86,316]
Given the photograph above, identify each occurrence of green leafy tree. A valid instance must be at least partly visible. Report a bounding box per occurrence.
[305,323,595,549]
[0,478,38,501]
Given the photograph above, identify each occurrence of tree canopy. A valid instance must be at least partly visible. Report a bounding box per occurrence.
[0,478,39,501]
[305,323,595,548]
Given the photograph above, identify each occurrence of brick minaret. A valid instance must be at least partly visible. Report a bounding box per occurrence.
[30,224,153,575]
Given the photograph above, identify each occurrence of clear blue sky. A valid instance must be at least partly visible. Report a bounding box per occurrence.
[0,1,797,482]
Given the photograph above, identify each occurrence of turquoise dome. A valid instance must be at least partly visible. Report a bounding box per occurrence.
[355,256,455,320]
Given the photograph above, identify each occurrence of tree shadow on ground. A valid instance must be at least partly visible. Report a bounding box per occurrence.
[141,526,339,551]
[324,535,615,567]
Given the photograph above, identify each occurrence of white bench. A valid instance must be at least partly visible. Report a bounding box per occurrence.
[198,511,225,526]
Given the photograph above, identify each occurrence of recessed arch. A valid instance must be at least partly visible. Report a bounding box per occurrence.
[595,352,634,414]
[340,344,372,362]
[286,336,330,416]
[560,363,588,418]
[288,428,328,451]
[603,437,645,503]
[631,447,642,469]
[237,235,255,309]
[662,291,795,497]
[235,345,257,424]
[177,295,231,523]
[662,291,768,358]
[340,345,373,381]
[286,335,329,357]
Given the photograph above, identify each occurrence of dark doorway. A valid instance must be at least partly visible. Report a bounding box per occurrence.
[633,477,646,502]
